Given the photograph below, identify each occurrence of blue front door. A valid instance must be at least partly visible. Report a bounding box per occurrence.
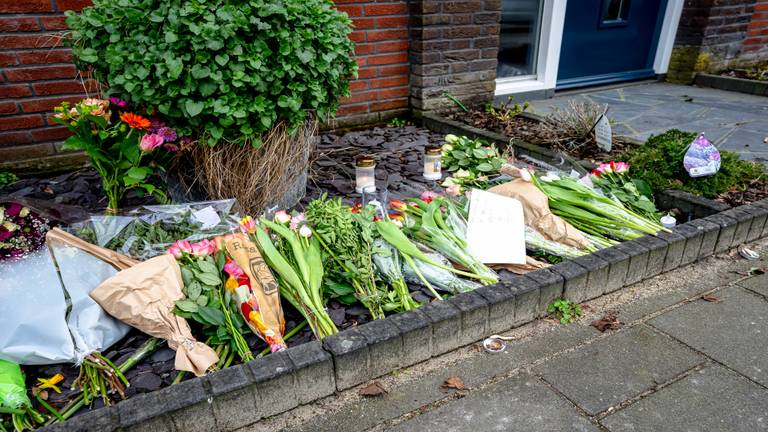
[557,0,667,89]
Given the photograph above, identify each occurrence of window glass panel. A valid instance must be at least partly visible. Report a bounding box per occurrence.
[602,0,630,23]
[497,0,544,79]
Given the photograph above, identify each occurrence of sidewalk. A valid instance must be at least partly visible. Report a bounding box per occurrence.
[528,82,768,163]
[246,237,768,432]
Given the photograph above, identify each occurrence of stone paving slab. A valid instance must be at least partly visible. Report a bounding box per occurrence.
[601,364,768,432]
[534,325,704,415]
[389,373,598,432]
[738,273,768,298]
[280,324,597,432]
[649,286,768,387]
[528,83,768,163]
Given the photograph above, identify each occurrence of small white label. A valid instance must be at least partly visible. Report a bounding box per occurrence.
[594,114,612,152]
[466,189,526,265]
[192,206,221,229]
[689,163,718,178]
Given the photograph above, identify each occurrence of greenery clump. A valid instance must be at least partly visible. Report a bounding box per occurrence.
[623,129,764,198]
[547,298,581,324]
[0,171,18,188]
[66,0,358,146]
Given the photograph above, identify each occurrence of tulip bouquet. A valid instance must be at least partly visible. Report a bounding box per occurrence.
[245,213,339,340]
[390,194,498,286]
[588,161,660,221]
[53,98,179,212]
[531,171,667,242]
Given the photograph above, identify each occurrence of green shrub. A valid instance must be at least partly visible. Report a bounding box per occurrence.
[66,0,357,146]
[623,129,764,198]
[0,172,18,188]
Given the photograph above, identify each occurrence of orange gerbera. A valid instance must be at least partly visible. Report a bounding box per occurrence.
[119,112,151,129]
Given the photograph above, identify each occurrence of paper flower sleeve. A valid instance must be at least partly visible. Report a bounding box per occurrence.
[90,254,218,376]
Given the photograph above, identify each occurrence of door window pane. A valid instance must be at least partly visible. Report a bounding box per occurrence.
[497,0,544,79]
[602,0,631,25]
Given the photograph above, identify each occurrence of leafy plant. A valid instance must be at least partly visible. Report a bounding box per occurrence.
[547,298,581,324]
[485,96,529,123]
[623,129,765,198]
[440,134,505,191]
[66,0,358,146]
[387,117,407,128]
[53,99,173,211]
[0,172,18,188]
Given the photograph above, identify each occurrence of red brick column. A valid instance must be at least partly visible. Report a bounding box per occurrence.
[742,0,768,60]
[0,0,94,173]
[331,0,410,127]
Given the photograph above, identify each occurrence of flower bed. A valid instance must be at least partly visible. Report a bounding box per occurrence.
[4,124,764,432]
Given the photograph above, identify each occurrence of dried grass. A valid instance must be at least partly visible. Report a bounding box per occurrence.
[178,120,318,214]
[540,100,608,151]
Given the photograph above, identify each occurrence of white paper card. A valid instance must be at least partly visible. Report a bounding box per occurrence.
[466,189,526,265]
[594,114,612,152]
[192,206,221,229]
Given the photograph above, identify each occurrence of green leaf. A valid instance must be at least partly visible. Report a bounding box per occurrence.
[185,100,204,117]
[214,54,229,66]
[197,271,220,286]
[77,47,98,63]
[164,31,178,43]
[476,162,494,172]
[197,259,219,275]
[196,306,226,326]
[175,299,199,313]
[126,166,151,180]
[187,281,202,300]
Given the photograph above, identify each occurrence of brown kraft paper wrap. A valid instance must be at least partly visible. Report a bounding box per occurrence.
[90,254,219,376]
[489,174,591,249]
[222,234,287,351]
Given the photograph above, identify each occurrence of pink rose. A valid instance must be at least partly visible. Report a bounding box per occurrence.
[190,239,216,256]
[167,239,192,258]
[139,133,164,152]
[420,190,440,203]
[445,184,461,197]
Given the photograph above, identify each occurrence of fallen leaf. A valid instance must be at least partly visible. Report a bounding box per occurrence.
[702,294,722,303]
[749,267,765,276]
[441,376,466,391]
[359,381,387,397]
[590,312,622,333]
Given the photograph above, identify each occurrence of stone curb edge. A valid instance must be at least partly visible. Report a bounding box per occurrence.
[694,73,768,97]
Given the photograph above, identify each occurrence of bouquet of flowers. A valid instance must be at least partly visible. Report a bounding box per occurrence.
[0,202,50,260]
[52,98,178,212]
[588,161,659,221]
[245,214,338,340]
[441,134,506,192]
[169,235,287,366]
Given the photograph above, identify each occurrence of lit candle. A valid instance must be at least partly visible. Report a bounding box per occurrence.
[355,155,376,193]
[423,146,442,180]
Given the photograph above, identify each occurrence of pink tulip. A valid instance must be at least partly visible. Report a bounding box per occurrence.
[614,161,630,174]
[139,133,164,152]
[239,216,257,234]
[420,190,439,203]
[289,213,306,230]
[274,210,291,224]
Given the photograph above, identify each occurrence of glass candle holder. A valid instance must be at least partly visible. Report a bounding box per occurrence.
[423,146,442,180]
[355,156,376,193]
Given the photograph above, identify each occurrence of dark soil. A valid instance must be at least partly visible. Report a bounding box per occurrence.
[716,178,768,207]
[446,108,636,163]
[0,125,451,424]
[720,66,768,82]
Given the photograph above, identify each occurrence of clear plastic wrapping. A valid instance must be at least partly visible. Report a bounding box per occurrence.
[69,199,241,260]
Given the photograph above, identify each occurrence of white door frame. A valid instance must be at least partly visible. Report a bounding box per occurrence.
[495,0,567,96]
[495,0,683,97]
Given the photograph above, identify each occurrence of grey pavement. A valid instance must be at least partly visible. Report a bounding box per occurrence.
[528,82,768,163]
[255,238,768,432]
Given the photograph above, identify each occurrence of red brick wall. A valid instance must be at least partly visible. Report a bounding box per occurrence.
[743,0,768,59]
[0,0,411,172]
[332,0,410,127]
[0,0,95,173]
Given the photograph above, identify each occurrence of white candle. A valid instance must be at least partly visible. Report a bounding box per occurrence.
[423,146,442,180]
[355,156,376,193]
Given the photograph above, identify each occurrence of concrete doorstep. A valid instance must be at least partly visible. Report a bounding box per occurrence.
[252,237,768,432]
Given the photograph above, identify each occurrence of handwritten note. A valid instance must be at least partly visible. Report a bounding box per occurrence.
[192,206,221,230]
[466,189,526,264]
[594,114,612,152]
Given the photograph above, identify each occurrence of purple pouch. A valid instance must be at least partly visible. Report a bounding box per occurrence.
[683,133,721,178]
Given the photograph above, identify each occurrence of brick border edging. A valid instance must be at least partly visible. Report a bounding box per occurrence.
[694,73,768,97]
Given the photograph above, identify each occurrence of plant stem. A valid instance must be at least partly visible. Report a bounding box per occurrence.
[258,320,308,357]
